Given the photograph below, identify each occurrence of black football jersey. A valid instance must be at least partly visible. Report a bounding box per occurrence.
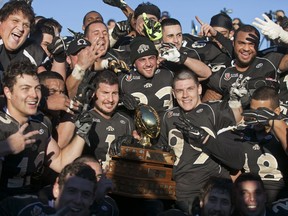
[240,127,288,203]
[0,38,48,72]
[119,68,174,118]
[84,109,135,167]
[158,101,236,200]
[207,52,283,97]
[0,194,55,215]
[0,111,51,197]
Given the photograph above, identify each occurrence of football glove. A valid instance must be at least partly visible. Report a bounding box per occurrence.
[143,13,162,41]
[119,93,140,111]
[228,75,251,108]
[111,17,131,40]
[109,135,139,156]
[107,58,130,73]
[102,0,127,9]
[253,14,288,43]
[174,116,208,147]
[74,111,94,146]
[242,107,279,126]
[159,43,187,64]
[47,36,66,63]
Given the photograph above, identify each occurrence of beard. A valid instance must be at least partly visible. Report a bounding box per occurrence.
[235,53,257,69]
[94,102,117,117]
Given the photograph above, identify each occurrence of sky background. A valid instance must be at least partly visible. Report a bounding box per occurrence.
[1,0,287,49]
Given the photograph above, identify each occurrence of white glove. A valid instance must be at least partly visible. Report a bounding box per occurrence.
[252,14,288,43]
[228,75,251,109]
[159,43,181,63]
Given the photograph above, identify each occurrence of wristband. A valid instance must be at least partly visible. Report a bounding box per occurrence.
[279,28,288,44]
[71,64,85,80]
[100,59,109,69]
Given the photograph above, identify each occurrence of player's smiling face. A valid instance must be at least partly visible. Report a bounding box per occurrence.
[134,55,157,78]
[235,180,266,216]
[173,78,202,111]
[234,31,257,69]
[0,11,31,51]
[162,24,183,50]
[4,74,41,124]
[53,176,95,216]
[94,82,119,119]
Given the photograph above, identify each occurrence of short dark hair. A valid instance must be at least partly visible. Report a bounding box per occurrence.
[84,20,107,37]
[57,162,97,190]
[94,69,119,91]
[234,172,265,191]
[200,176,233,203]
[251,86,280,109]
[82,10,103,25]
[134,2,161,20]
[2,61,38,91]
[36,17,62,35]
[172,69,199,89]
[161,18,182,29]
[38,71,64,83]
[0,1,35,26]
[30,22,55,45]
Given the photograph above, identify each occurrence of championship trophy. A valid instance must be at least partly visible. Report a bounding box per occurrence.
[135,104,160,147]
[106,104,176,200]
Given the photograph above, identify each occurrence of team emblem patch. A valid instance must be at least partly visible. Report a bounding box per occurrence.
[256,63,263,69]
[224,73,231,81]
[125,74,133,82]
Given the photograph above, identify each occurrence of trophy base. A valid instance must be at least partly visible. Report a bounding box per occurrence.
[106,146,176,200]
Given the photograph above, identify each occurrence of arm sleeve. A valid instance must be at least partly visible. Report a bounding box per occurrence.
[203,130,245,170]
[214,31,234,59]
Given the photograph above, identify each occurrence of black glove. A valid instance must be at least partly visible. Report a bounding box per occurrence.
[174,116,208,147]
[111,18,131,40]
[119,93,139,111]
[108,59,130,73]
[74,111,94,146]
[242,107,279,126]
[109,135,139,156]
[143,13,162,41]
[47,36,66,63]
[73,72,97,113]
[102,0,127,9]
[68,28,85,40]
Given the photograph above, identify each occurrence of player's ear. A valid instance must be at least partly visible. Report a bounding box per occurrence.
[172,89,175,98]
[198,83,202,96]
[274,106,281,115]
[3,87,12,100]
[52,177,60,198]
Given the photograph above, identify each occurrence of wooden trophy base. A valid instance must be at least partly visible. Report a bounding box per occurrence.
[106,146,176,200]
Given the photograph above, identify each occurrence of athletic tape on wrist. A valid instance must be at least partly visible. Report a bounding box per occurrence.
[71,64,85,80]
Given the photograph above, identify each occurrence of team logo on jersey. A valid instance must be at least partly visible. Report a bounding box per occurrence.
[224,73,231,81]
[256,63,263,69]
[144,83,152,88]
[120,120,126,124]
[196,108,203,113]
[93,118,101,123]
[155,68,160,75]
[38,129,44,135]
[167,111,180,118]
[106,126,115,131]
[252,144,260,150]
[125,74,133,82]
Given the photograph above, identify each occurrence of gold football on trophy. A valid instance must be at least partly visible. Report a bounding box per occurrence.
[135,104,160,147]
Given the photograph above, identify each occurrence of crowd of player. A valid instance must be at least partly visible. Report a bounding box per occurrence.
[0,0,288,215]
